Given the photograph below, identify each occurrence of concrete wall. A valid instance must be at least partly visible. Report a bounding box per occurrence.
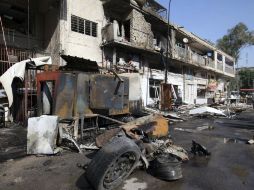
[130,9,154,49]
[60,0,105,63]
[44,5,61,64]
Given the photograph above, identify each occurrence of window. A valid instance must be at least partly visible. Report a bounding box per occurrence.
[197,85,206,98]
[92,22,97,37]
[149,79,161,99]
[85,20,90,35]
[71,15,97,37]
[71,15,84,34]
[85,20,97,37]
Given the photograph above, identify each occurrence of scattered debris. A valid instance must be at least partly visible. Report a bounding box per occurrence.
[79,144,99,150]
[191,141,211,156]
[61,130,82,153]
[152,139,189,161]
[95,128,122,147]
[148,153,183,181]
[27,115,59,155]
[247,139,254,145]
[189,106,226,117]
[121,114,169,139]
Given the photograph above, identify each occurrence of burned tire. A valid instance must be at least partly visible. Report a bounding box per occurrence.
[148,154,182,181]
[85,136,141,190]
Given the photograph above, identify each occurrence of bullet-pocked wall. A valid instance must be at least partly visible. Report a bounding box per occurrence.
[130,9,154,49]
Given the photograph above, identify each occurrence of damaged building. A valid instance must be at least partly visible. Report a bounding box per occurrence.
[0,0,235,120]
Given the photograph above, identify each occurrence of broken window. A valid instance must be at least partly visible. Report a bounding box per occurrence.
[71,15,97,37]
[71,15,84,34]
[149,79,161,99]
[197,85,206,98]
[123,20,130,41]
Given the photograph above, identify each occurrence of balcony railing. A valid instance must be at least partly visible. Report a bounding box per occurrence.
[191,52,205,66]
[225,65,234,75]
[175,46,187,61]
[206,58,215,69]
[217,61,223,71]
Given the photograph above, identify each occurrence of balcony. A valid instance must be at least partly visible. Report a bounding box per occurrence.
[143,0,167,20]
[217,61,223,72]
[174,46,216,70]
[206,58,215,69]
[102,20,154,51]
[225,65,234,75]
[102,22,131,44]
[191,52,206,66]
[174,45,187,61]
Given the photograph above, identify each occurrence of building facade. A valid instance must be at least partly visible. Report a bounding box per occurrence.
[0,0,235,109]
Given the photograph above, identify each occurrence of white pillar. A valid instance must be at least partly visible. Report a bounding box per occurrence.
[113,47,116,67]
[113,20,118,40]
[214,51,217,69]
[233,60,236,75]
[222,55,226,73]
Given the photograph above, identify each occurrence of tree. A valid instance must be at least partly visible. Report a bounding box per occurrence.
[217,23,254,92]
[217,22,254,62]
[238,69,254,89]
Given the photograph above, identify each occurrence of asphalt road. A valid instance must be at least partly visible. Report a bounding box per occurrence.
[0,111,254,190]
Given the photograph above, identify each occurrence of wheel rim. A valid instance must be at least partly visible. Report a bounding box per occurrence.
[103,152,137,188]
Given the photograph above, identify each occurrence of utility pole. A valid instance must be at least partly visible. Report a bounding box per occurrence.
[165,0,172,83]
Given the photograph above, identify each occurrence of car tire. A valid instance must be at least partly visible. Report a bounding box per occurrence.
[85,136,141,190]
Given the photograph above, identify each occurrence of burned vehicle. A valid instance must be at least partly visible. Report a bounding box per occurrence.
[35,67,187,190]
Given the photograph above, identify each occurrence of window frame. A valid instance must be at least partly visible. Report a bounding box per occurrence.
[71,14,97,37]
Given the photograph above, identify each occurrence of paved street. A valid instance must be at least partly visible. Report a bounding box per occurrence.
[1,111,254,190]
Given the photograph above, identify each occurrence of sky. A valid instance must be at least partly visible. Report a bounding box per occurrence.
[157,0,254,68]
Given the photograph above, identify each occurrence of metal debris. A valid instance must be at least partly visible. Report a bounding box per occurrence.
[121,114,169,139]
[152,139,189,161]
[27,115,59,155]
[191,140,211,156]
[0,57,52,107]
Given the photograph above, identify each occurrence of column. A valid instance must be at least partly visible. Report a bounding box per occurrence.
[214,51,217,70]
[222,55,225,73]
[112,47,117,68]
